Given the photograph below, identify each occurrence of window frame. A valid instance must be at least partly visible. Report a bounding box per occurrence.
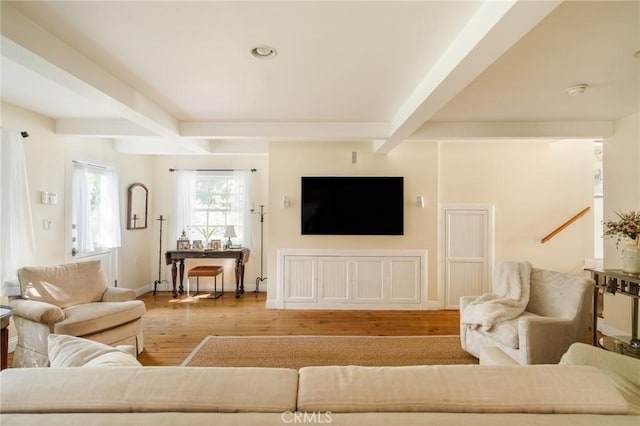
[175,170,252,248]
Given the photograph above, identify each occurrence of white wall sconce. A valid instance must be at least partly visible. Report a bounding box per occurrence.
[41,191,58,205]
[282,195,290,208]
[416,195,425,208]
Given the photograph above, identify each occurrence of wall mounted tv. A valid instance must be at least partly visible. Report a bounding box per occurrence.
[301,176,404,235]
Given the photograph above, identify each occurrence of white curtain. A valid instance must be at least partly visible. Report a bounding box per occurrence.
[97,168,121,248]
[233,170,254,250]
[72,163,94,253]
[0,128,35,292]
[175,170,197,239]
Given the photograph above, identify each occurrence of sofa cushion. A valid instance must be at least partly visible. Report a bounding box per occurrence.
[0,367,299,413]
[54,301,145,336]
[18,261,108,308]
[48,334,142,367]
[82,351,143,367]
[297,365,628,414]
[561,343,640,415]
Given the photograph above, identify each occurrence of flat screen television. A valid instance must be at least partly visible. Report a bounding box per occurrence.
[301,176,404,235]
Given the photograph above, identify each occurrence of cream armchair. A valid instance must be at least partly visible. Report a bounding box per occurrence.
[460,267,594,365]
[10,260,145,367]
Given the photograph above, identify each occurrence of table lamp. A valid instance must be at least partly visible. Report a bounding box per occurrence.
[224,225,237,249]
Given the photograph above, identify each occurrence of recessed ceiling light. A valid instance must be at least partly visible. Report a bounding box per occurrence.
[567,84,588,96]
[251,46,277,59]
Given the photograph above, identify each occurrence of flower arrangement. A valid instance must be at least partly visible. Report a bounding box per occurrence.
[603,210,640,249]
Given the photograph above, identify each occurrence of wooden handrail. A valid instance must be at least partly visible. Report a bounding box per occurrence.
[540,206,591,244]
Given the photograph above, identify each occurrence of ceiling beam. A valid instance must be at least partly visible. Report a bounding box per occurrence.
[56,119,157,138]
[374,0,563,154]
[181,121,390,141]
[1,3,178,138]
[408,121,613,140]
[114,138,210,155]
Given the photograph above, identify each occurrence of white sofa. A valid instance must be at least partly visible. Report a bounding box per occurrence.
[460,267,594,364]
[0,341,638,425]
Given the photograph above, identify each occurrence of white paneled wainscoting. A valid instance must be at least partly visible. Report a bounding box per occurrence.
[271,249,429,310]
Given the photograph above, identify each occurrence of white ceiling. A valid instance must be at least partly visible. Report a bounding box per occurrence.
[1,1,638,155]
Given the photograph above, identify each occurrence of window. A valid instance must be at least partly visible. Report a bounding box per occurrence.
[71,161,121,256]
[175,170,252,247]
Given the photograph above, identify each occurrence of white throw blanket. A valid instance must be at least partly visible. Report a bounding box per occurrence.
[461,261,532,331]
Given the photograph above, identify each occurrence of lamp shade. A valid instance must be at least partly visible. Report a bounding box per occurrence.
[224,225,237,238]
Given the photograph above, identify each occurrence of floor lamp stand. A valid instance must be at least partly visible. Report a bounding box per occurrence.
[252,205,267,293]
[153,215,169,295]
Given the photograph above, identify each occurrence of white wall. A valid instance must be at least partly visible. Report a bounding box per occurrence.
[118,155,154,289]
[4,98,629,317]
[266,139,595,308]
[602,112,640,334]
[439,140,594,273]
[267,141,440,301]
[151,154,269,293]
[0,102,155,291]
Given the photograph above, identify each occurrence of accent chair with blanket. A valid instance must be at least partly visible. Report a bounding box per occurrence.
[460,261,594,365]
[9,260,146,367]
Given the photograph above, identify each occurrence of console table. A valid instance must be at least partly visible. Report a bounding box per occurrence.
[165,249,250,299]
[585,268,639,357]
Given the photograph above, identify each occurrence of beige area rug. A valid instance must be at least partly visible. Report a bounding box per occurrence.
[182,335,478,368]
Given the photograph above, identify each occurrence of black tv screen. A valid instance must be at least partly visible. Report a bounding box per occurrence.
[301,176,404,235]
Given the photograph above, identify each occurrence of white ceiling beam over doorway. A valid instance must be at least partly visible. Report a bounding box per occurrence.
[374,0,563,154]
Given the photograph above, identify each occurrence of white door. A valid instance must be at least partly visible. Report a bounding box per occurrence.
[66,154,121,287]
[441,204,494,309]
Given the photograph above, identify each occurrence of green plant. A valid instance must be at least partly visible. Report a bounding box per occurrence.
[603,210,640,249]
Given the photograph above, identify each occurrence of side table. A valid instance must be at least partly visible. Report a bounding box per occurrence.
[0,305,12,370]
[585,268,639,357]
[598,336,640,359]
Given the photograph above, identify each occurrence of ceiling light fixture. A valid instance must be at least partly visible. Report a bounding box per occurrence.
[567,84,588,96]
[251,46,277,59]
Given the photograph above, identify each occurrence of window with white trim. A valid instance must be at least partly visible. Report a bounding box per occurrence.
[175,170,252,247]
[71,161,121,257]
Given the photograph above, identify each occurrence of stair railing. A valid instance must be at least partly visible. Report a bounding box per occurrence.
[540,206,591,244]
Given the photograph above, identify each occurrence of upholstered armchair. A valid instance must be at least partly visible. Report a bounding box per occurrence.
[460,267,594,365]
[10,260,145,367]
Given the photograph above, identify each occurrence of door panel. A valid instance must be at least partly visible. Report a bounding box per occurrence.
[283,257,317,302]
[318,258,349,302]
[443,206,494,309]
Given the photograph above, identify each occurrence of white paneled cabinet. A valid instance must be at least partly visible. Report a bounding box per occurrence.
[278,250,427,310]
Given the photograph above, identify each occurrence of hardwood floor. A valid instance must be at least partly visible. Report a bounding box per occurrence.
[138,291,462,366]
